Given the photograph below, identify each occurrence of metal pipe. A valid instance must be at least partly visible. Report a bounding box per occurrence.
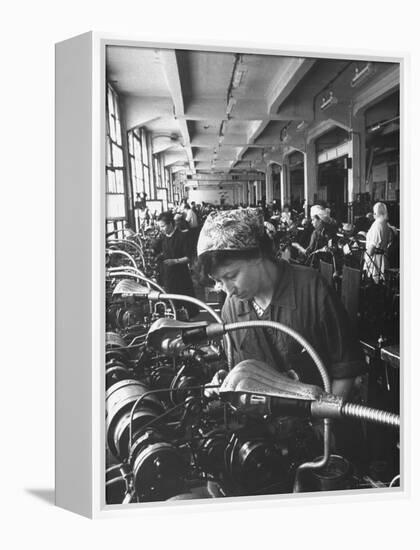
[389,474,400,487]
[107,269,177,318]
[107,238,146,270]
[107,249,138,269]
[107,238,144,256]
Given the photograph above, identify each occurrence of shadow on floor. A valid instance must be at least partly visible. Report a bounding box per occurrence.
[25,488,55,505]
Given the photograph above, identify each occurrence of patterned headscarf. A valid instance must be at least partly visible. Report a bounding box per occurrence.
[197,208,265,257]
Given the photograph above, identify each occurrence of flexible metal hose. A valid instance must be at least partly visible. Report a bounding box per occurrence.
[341,402,400,428]
[107,238,146,270]
[108,238,143,256]
[107,268,177,318]
[107,249,138,269]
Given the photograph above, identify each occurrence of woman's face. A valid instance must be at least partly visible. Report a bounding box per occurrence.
[210,258,262,301]
[311,215,322,230]
[158,220,174,235]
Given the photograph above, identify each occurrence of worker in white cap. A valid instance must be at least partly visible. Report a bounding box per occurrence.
[363,202,393,283]
[291,204,336,259]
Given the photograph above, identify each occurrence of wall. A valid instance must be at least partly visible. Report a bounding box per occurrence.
[186,184,237,205]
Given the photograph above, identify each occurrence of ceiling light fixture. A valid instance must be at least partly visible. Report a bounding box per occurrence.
[232,68,246,89]
[351,62,376,88]
[296,121,307,132]
[320,91,338,111]
[226,95,237,117]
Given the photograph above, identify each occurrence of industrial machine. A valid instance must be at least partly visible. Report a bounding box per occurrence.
[105,252,400,504]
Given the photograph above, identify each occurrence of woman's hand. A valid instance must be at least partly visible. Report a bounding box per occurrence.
[163,258,178,266]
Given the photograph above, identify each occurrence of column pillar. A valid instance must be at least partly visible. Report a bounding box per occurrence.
[248,181,254,205]
[280,163,286,209]
[303,142,317,216]
[265,165,273,204]
[346,116,365,223]
[255,180,262,203]
[350,116,366,197]
[280,158,290,209]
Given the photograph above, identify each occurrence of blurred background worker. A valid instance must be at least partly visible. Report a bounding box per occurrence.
[292,204,337,264]
[363,202,394,283]
[154,211,199,319]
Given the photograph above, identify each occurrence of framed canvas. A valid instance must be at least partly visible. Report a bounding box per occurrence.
[56,32,406,519]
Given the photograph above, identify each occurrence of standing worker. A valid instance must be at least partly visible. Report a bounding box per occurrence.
[155,211,199,319]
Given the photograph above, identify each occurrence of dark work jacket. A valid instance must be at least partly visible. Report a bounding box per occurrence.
[221,260,364,388]
[155,229,198,317]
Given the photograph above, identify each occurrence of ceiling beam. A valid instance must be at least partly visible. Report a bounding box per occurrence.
[267,58,316,114]
[231,58,316,170]
[160,50,195,173]
[122,96,174,131]
[352,66,400,115]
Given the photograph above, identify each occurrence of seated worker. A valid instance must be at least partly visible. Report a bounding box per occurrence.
[196,208,364,400]
[280,204,293,228]
[183,203,200,257]
[292,205,336,264]
[155,211,199,319]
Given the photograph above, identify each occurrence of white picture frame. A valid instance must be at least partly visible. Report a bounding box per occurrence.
[55,31,407,519]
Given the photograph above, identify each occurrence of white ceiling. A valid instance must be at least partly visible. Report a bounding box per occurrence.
[106,46,399,175]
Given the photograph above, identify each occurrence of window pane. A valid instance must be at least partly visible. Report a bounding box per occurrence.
[116,119,122,145]
[107,88,114,117]
[134,136,141,161]
[106,169,116,193]
[115,170,124,193]
[144,166,150,196]
[110,116,116,142]
[106,194,126,219]
[142,137,148,167]
[112,144,123,167]
[106,221,114,235]
[106,138,111,165]
[131,158,136,178]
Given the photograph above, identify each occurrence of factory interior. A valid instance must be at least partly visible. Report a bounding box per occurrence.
[104,45,400,504]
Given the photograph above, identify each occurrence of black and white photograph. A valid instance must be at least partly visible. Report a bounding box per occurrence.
[6,0,420,544]
[104,44,401,504]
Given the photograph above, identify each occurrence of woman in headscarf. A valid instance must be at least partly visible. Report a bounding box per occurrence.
[291,204,336,263]
[363,202,393,283]
[154,211,199,319]
[196,207,364,399]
